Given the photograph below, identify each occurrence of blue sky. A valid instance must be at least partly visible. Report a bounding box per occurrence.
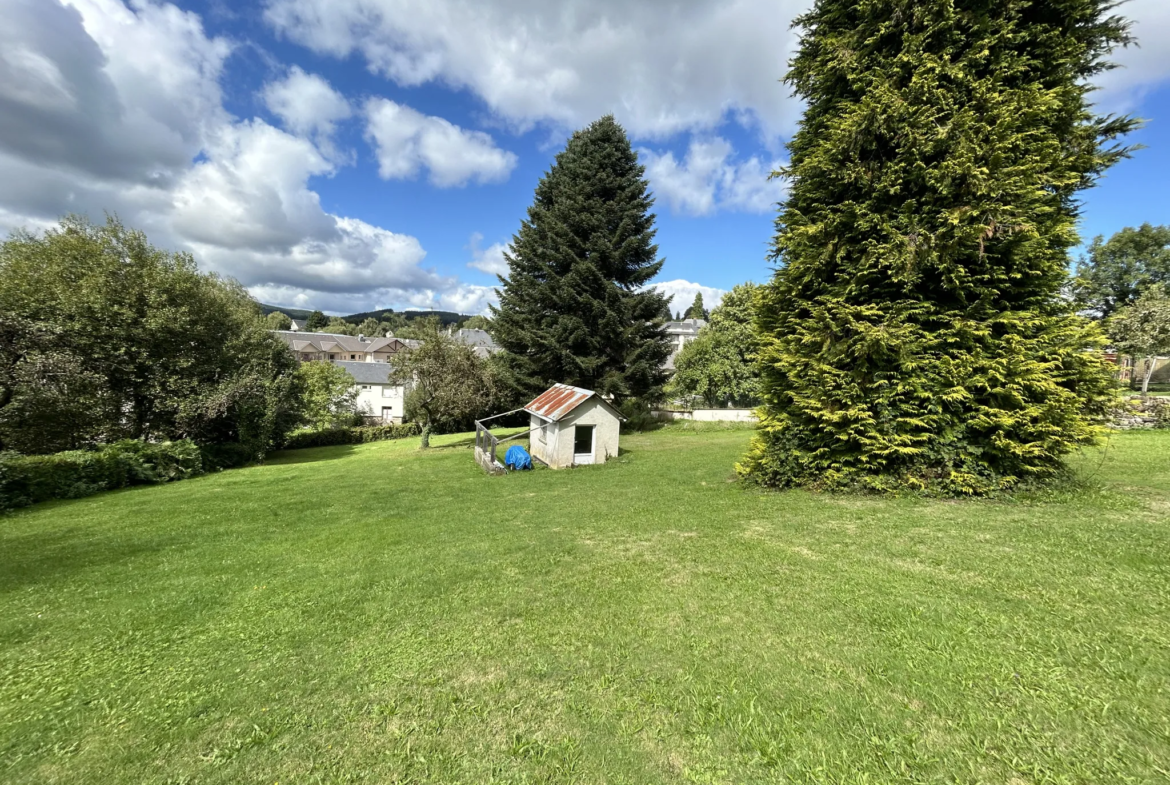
[1,0,1168,315]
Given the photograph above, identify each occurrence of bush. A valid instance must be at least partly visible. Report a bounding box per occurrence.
[0,440,204,513]
[280,422,420,450]
[198,442,257,472]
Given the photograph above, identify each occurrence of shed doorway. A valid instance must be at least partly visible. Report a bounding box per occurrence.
[573,424,595,465]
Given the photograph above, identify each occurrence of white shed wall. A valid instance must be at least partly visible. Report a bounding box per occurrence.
[552,399,620,468]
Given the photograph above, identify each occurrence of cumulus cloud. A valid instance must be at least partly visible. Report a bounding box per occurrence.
[648,279,727,316]
[642,138,786,217]
[0,0,229,187]
[1095,0,1170,112]
[262,65,352,158]
[0,0,499,315]
[264,0,1170,141]
[265,0,810,140]
[364,98,517,187]
[466,232,511,277]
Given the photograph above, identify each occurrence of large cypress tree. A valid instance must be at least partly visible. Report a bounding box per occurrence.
[492,116,671,402]
[739,0,1137,495]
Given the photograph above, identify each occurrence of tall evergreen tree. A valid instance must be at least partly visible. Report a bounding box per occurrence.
[740,0,1136,495]
[492,116,671,402]
[684,293,708,320]
[304,310,327,331]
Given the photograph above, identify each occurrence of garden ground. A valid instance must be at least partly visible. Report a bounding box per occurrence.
[2,425,1168,783]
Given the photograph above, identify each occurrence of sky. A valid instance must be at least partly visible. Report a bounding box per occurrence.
[1,0,1169,316]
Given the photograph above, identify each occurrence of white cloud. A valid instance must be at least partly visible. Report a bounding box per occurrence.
[262,65,352,158]
[466,232,511,276]
[642,138,786,217]
[0,0,495,315]
[0,0,230,186]
[265,0,811,140]
[365,98,517,187]
[1095,0,1170,112]
[264,0,1170,141]
[648,279,726,317]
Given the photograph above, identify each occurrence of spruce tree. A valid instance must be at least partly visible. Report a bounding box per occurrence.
[492,116,671,401]
[684,293,708,320]
[740,0,1136,495]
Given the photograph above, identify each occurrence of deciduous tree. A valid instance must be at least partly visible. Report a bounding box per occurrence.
[296,361,361,429]
[669,284,760,408]
[0,215,301,457]
[1073,224,1170,318]
[392,321,495,448]
[1109,284,1170,395]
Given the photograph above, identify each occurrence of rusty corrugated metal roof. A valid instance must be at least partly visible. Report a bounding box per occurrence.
[524,384,595,422]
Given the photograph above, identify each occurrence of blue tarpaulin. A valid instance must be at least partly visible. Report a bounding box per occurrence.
[504,445,533,471]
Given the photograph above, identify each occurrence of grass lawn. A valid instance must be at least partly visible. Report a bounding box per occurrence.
[2,425,1169,784]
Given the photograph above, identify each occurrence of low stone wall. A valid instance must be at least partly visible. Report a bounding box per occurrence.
[1110,396,1170,430]
[654,408,758,423]
[474,445,505,475]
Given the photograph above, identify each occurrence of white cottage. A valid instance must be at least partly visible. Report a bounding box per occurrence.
[525,384,624,469]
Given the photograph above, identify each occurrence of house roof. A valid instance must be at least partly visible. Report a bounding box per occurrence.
[455,328,498,350]
[273,330,407,355]
[665,319,706,336]
[333,360,396,384]
[524,383,625,423]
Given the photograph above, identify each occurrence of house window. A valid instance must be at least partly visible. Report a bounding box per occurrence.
[328,353,336,359]
[381,406,394,421]
[350,354,357,360]
[361,385,372,390]
[382,387,395,398]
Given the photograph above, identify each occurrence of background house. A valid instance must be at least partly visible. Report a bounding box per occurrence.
[274,331,408,363]
[452,327,500,357]
[664,319,706,371]
[334,361,405,424]
[273,330,409,423]
[526,384,623,469]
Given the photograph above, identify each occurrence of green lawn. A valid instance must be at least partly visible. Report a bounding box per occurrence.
[2,426,1169,784]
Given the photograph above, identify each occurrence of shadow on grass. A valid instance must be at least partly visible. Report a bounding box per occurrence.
[0,513,184,593]
[265,445,358,465]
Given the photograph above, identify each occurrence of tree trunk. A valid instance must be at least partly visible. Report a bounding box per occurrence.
[1142,356,1156,396]
[420,422,432,449]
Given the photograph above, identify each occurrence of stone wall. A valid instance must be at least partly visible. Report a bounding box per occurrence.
[1110,396,1170,430]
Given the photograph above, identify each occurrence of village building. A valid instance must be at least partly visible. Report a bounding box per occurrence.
[334,361,405,424]
[273,330,409,363]
[664,318,706,371]
[525,384,624,469]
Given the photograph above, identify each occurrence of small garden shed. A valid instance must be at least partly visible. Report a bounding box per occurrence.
[526,384,624,469]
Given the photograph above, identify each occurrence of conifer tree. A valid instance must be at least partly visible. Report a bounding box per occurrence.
[740,0,1136,495]
[492,116,671,401]
[684,293,708,320]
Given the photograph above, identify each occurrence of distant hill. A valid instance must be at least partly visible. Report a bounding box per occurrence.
[259,304,469,327]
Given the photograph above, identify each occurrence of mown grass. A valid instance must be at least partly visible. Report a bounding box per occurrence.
[2,425,1168,784]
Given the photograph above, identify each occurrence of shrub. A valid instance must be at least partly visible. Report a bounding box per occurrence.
[198,442,257,472]
[280,422,420,450]
[0,439,204,513]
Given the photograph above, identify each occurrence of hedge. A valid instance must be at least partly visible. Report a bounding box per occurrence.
[0,440,204,513]
[280,422,420,450]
